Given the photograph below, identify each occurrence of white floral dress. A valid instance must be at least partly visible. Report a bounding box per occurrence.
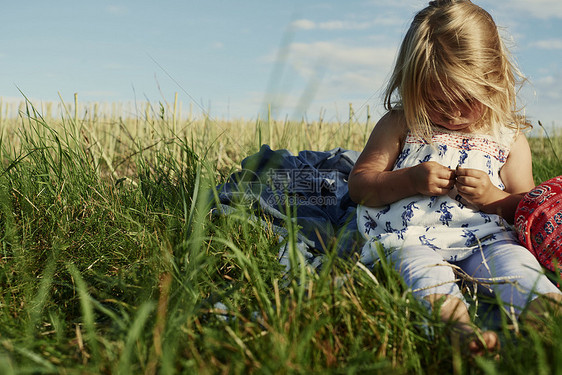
[357,126,520,264]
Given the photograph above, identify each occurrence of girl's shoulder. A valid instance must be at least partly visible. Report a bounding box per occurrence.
[376,110,409,140]
[378,109,407,127]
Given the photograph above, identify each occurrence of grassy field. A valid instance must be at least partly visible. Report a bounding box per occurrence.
[0,98,561,374]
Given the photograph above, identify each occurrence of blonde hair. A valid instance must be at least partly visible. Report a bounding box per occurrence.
[384,0,527,139]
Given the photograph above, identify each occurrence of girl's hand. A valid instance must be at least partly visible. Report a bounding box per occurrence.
[409,161,456,196]
[455,167,500,208]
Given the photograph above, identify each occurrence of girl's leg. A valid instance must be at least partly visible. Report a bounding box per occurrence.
[388,246,465,302]
[456,240,562,320]
[388,246,499,353]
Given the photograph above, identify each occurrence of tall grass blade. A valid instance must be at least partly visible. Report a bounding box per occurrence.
[538,120,561,163]
[67,264,100,367]
[25,243,59,340]
[0,355,15,375]
[117,301,155,374]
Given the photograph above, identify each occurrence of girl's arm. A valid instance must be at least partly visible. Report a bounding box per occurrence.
[455,133,534,223]
[348,111,456,207]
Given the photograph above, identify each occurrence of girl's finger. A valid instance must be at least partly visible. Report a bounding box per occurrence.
[444,177,456,189]
[456,175,470,186]
[447,168,457,180]
[456,175,482,187]
[456,167,485,179]
[456,182,474,195]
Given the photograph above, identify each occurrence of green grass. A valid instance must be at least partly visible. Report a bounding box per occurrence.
[0,99,561,374]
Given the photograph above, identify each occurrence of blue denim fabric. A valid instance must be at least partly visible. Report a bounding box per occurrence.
[214,144,364,271]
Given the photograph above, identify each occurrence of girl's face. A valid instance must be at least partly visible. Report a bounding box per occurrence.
[426,88,484,132]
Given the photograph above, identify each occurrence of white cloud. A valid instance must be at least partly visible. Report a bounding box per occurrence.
[535,74,562,100]
[278,42,396,112]
[105,5,128,16]
[291,19,316,30]
[362,0,422,10]
[286,41,396,72]
[291,16,403,31]
[531,39,562,50]
[291,19,373,31]
[319,20,372,30]
[493,0,562,19]
[520,71,562,125]
[537,76,556,85]
[257,40,398,119]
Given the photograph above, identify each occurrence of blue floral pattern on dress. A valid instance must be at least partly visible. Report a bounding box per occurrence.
[385,222,407,240]
[376,205,391,218]
[395,149,410,169]
[362,211,378,235]
[419,235,439,250]
[484,154,492,175]
[402,201,419,226]
[458,150,468,165]
[418,154,432,164]
[462,229,479,247]
[437,202,454,226]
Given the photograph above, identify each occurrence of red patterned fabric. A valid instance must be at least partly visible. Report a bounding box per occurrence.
[515,176,562,273]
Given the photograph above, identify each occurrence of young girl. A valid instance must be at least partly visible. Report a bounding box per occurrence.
[348,0,562,354]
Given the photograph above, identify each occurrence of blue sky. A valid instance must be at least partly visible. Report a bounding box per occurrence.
[2,1,562,127]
